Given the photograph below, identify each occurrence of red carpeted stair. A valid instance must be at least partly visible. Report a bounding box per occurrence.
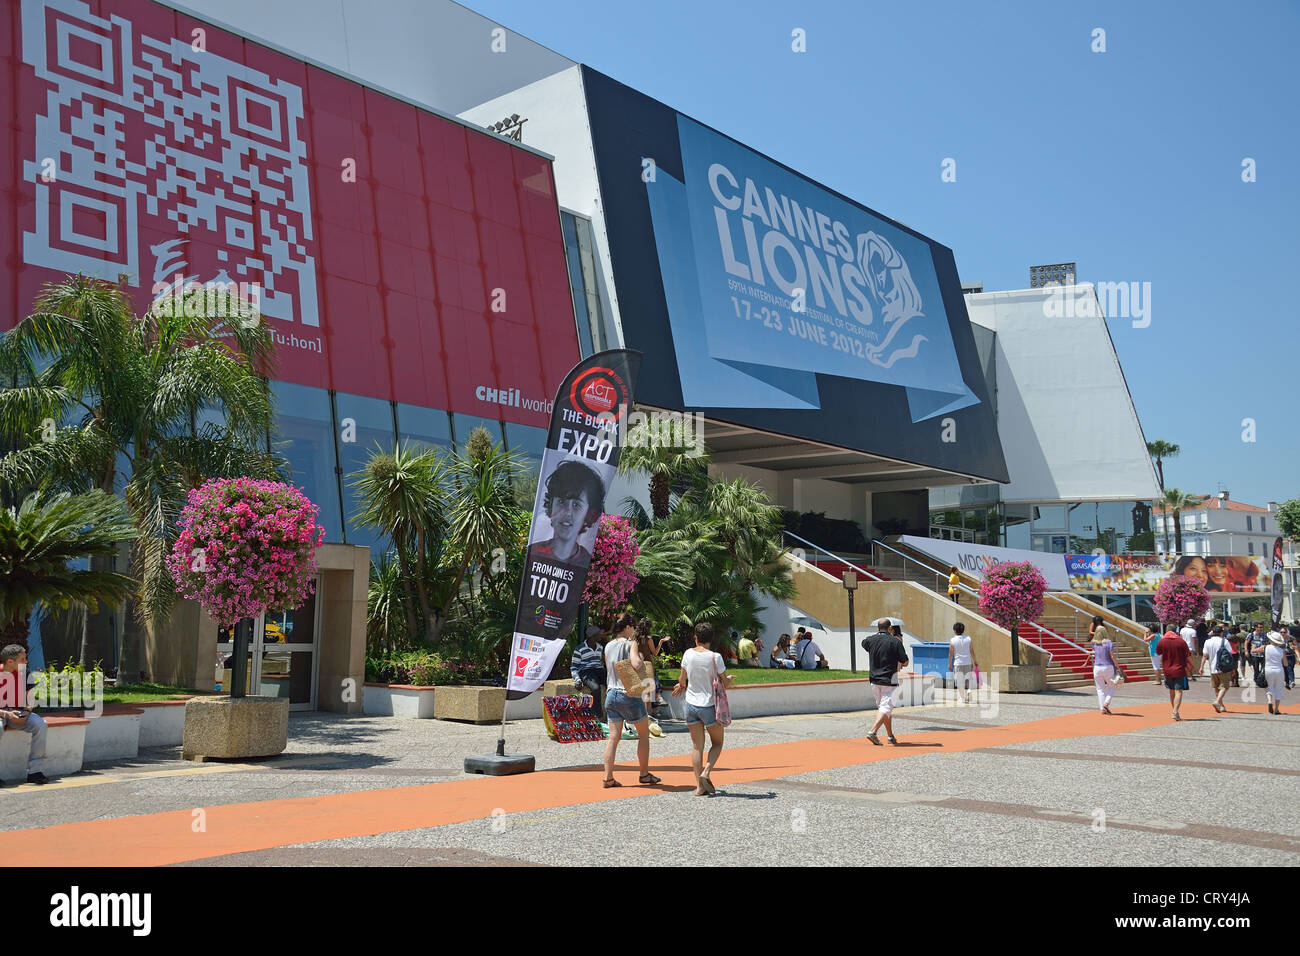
[1018,623,1150,682]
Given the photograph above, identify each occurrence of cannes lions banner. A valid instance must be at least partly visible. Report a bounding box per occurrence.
[505,350,642,699]
[647,114,978,422]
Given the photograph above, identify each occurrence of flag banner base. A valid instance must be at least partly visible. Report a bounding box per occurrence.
[464,752,536,776]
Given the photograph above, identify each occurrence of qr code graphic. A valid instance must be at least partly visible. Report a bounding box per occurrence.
[20,0,320,327]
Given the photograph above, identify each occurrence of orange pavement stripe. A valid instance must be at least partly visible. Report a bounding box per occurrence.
[0,701,1263,866]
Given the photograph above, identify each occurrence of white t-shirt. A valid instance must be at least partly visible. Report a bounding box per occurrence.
[795,638,822,669]
[681,648,724,707]
[1203,636,1230,674]
[1264,641,1286,671]
[1179,626,1198,653]
[950,634,973,667]
[604,638,631,693]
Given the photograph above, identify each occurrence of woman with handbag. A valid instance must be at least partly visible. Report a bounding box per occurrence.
[671,622,733,796]
[601,612,661,788]
[1264,631,1287,715]
[1087,616,1118,715]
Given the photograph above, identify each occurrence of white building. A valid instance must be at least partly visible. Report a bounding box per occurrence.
[1153,493,1278,558]
[929,283,1162,554]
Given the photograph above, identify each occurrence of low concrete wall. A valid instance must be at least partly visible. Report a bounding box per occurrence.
[82,710,141,762]
[362,684,437,718]
[664,675,936,720]
[785,555,1049,673]
[0,727,30,782]
[42,717,87,776]
[504,690,543,720]
[137,701,188,748]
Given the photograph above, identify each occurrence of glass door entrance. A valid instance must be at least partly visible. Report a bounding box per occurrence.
[252,583,321,711]
[214,580,321,710]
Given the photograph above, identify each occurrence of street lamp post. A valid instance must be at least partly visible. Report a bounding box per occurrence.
[843,570,858,673]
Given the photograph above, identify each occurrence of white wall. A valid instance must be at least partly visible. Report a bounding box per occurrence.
[965,287,1160,504]
[167,0,574,116]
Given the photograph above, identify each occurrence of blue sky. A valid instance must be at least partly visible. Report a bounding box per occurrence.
[470,0,1299,509]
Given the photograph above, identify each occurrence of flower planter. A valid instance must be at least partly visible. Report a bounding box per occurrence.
[363,683,437,718]
[182,695,289,760]
[433,685,505,724]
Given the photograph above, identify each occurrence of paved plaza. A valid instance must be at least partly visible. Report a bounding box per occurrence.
[1,678,1296,867]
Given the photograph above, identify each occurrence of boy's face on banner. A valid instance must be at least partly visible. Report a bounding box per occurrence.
[548,490,591,549]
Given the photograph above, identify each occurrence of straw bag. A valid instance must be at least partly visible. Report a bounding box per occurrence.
[614,657,655,698]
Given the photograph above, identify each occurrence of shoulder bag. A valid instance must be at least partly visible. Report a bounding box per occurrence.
[712,653,732,727]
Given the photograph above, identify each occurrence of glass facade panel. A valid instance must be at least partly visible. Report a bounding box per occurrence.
[335,392,397,554]
[270,381,342,542]
[453,413,506,452]
[1004,504,1031,550]
[505,422,547,478]
[396,403,454,458]
[1105,594,1134,620]
[561,212,609,355]
[1134,594,1156,627]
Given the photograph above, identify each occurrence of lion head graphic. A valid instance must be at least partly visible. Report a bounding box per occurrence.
[856,231,926,368]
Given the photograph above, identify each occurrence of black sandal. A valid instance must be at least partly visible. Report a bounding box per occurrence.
[639,772,662,785]
[603,778,622,788]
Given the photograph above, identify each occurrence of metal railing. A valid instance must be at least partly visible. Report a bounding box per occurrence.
[874,539,1148,652]
[782,531,884,582]
[865,539,1054,664]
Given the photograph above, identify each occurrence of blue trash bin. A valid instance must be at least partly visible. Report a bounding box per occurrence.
[909,642,951,687]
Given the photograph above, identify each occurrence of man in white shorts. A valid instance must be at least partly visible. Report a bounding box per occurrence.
[862,619,909,745]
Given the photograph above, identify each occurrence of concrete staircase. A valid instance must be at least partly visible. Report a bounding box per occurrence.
[867,539,1158,691]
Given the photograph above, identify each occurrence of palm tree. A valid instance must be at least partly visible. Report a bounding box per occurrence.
[352,442,448,641]
[617,415,710,521]
[0,490,138,649]
[1146,440,1179,494]
[1161,488,1201,555]
[0,275,283,678]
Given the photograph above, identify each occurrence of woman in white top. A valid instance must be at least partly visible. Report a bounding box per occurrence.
[946,622,978,704]
[671,622,733,796]
[601,612,660,788]
[1264,631,1287,715]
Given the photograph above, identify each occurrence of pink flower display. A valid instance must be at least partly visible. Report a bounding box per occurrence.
[1152,575,1210,630]
[977,561,1048,633]
[581,514,640,621]
[168,477,325,628]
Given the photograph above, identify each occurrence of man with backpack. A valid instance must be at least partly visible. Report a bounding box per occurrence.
[1202,625,1233,714]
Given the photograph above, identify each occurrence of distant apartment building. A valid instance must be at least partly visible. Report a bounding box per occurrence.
[1153,493,1278,558]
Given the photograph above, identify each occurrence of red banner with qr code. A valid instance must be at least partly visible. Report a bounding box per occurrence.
[0,0,578,428]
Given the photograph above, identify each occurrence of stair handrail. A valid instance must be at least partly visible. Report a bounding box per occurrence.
[880,539,1148,648]
[782,531,884,582]
[869,539,1052,664]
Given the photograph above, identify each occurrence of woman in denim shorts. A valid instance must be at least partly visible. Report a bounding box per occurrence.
[601,613,660,788]
[672,622,733,796]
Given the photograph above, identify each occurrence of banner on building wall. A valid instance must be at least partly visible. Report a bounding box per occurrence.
[505,350,641,699]
[1065,553,1269,593]
[898,536,1071,590]
[582,66,1008,483]
[1271,537,1285,625]
[2,0,578,428]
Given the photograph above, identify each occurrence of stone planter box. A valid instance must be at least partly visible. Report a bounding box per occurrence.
[991,663,1046,694]
[363,683,437,718]
[81,708,142,762]
[433,685,505,724]
[0,725,32,782]
[183,696,289,760]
